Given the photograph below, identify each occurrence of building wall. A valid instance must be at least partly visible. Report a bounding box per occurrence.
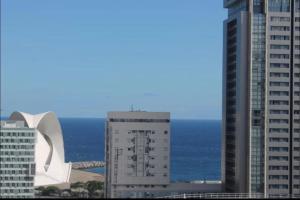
[105,111,170,198]
[0,121,36,198]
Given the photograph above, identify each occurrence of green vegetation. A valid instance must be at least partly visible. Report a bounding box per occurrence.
[35,181,104,198]
[41,186,60,196]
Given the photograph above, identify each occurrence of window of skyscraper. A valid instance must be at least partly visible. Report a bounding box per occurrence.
[269,0,290,12]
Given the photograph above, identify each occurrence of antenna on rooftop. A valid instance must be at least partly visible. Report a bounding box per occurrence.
[130,105,134,112]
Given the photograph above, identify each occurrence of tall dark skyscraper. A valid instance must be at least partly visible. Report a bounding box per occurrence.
[222,0,300,197]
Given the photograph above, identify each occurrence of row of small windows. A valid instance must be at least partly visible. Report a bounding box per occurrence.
[270,72,289,77]
[269,91,289,96]
[269,147,289,152]
[270,109,288,114]
[270,16,290,22]
[269,128,288,133]
[269,119,288,124]
[0,139,34,143]
[0,145,34,150]
[0,151,34,156]
[270,54,289,59]
[270,35,289,40]
[269,175,289,180]
[269,73,300,78]
[0,157,34,162]
[270,17,300,22]
[270,63,289,68]
[270,63,300,69]
[0,176,33,181]
[0,183,34,187]
[0,170,31,175]
[269,165,288,170]
[268,0,290,12]
[270,44,289,49]
[0,132,34,137]
[0,164,30,169]
[270,129,300,135]
[109,118,170,123]
[270,100,300,106]
[269,100,289,105]
[270,81,289,87]
[269,156,288,161]
[270,26,290,31]
[0,189,33,194]
[269,184,288,189]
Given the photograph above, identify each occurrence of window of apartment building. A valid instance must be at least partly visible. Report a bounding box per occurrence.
[295,45,300,50]
[270,109,289,114]
[294,110,300,114]
[270,44,289,49]
[269,137,289,142]
[295,17,300,22]
[294,119,300,123]
[269,128,289,133]
[270,16,290,22]
[269,184,289,189]
[269,175,289,180]
[270,54,290,59]
[270,63,289,68]
[270,35,290,40]
[269,147,289,152]
[269,0,290,12]
[270,72,289,77]
[269,166,288,170]
[296,27,300,31]
[296,0,300,11]
[270,82,289,87]
[269,119,289,123]
[269,156,288,161]
[270,26,290,31]
[295,54,300,59]
[294,129,300,133]
[270,91,289,96]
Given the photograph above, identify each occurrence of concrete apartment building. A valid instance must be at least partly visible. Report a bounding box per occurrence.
[222,0,300,197]
[0,121,36,198]
[104,111,171,198]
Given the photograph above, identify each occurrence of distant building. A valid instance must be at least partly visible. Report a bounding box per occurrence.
[105,111,171,198]
[9,111,72,187]
[222,0,300,197]
[0,121,36,198]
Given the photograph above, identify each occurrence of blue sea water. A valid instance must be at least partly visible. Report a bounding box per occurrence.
[60,118,221,182]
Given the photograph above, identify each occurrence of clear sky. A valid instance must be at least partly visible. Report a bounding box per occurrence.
[1,0,227,119]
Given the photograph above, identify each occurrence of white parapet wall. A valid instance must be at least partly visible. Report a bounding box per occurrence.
[9,111,72,187]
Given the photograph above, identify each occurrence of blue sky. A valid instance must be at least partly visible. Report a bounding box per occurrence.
[1,0,226,119]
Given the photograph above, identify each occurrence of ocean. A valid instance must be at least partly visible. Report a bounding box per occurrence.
[60,118,221,182]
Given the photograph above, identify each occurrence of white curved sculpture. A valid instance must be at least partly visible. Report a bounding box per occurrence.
[9,111,72,186]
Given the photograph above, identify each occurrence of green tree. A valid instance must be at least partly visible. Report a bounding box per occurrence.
[71,181,84,188]
[86,181,103,196]
[41,186,60,196]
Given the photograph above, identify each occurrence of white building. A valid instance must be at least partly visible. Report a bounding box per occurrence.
[105,111,171,198]
[9,111,72,187]
[0,120,36,198]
